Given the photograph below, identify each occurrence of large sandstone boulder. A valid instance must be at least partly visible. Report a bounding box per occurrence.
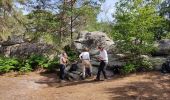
[0,34,56,58]
[0,43,55,58]
[90,54,126,67]
[0,35,24,46]
[74,31,115,54]
[74,31,123,67]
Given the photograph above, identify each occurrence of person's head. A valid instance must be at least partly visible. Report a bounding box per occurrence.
[62,52,68,58]
[83,47,89,52]
[98,45,104,51]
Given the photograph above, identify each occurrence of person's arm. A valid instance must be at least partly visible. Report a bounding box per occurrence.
[98,56,103,61]
[88,52,90,61]
[97,51,103,61]
[79,52,83,59]
[96,54,103,61]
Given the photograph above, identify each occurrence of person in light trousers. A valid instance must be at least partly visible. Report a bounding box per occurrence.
[79,47,92,79]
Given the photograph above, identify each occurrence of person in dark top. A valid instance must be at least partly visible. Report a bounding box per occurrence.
[69,60,78,72]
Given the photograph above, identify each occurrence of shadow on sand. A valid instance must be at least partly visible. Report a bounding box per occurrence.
[34,71,123,88]
[105,72,170,100]
[34,71,170,100]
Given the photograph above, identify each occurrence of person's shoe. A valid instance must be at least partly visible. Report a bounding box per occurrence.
[87,76,94,79]
[60,80,66,83]
[81,76,85,80]
[104,77,111,81]
[93,78,100,81]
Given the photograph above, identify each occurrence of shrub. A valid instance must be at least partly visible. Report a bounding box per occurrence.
[121,63,136,74]
[0,57,19,73]
[0,65,15,73]
[46,57,60,72]
[0,54,61,73]
[26,54,48,70]
[22,54,60,72]
[15,54,50,72]
[136,59,153,71]
[121,57,153,74]
[64,45,78,62]
[18,63,32,73]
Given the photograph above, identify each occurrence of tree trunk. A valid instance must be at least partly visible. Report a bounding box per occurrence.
[59,0,67,43]
[70,0,73,41]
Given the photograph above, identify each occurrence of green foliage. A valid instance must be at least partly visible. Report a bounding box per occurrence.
[25,54,48,69]
[23,0,103,45]
[21,54,61,72]
[0,0,27,40]
[133,57,153,71]
[0,54,61,73]
[121,57,153,74]
[121,63,136,74]
[18,63,32,73]
[17,54,60,73]
[113,0,163,54]
[46,57,60,72]
[0,57,19,73]
[26,10,60,43]
[163,32,170,39]
[160,0,170,38]
[139,59,153,70]
[79,5,100,31]
[64,45,78,62]
[112,0,163,73]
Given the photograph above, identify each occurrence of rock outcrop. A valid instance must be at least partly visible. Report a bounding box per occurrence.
[74,31,170,71]
[150,57,167,70]
[151,39,170,70]
[74,31,115,53]
[153,39,170,56]
[0,35,55,58]
[74,31,125,67]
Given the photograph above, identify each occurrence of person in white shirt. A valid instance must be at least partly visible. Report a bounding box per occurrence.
[95,45,108,81]
[79,47,92,79]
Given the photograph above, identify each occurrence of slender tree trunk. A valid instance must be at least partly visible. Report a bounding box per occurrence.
[3,9,6,19]
[59,0,67,43]
[70,0,73,40]
[59,11,63,43]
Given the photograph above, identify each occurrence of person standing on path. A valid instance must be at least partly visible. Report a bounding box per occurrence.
[95,45,108,81]
[59,52,68,82]
[79,47,92,79]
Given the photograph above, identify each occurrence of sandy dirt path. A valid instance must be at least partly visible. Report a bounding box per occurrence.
[0,72,170,100]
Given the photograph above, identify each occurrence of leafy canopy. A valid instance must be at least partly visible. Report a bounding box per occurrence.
[113,0,164,55]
